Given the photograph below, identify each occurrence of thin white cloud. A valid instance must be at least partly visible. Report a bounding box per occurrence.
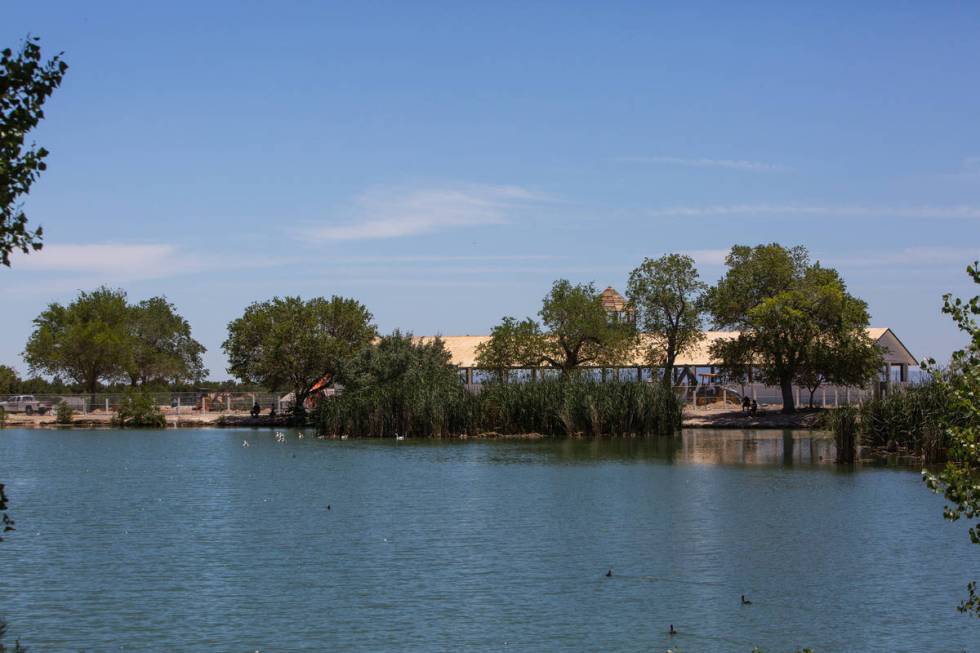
[14,243,207,280]
[327,254,563,264]
[6,243,285,297]
[299,184,548,242]
[617,156,785,172]
[680,249,729,266]
[646,204,980,219]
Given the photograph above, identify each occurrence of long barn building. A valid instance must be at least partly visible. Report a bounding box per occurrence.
[419,327,916,406]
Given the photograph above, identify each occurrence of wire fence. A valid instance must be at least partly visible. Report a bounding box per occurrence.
[0,391,290,415]
[0,379,892,416]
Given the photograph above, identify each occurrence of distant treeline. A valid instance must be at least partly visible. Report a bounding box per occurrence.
[0,367,266,397]
[3,244,888,416]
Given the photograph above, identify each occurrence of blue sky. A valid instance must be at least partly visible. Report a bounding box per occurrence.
[2,2,979,379]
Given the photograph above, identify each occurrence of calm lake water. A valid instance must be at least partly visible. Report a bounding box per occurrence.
[0,428,976,652]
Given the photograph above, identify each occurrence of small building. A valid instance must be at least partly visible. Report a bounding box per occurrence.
[599,286,627,313]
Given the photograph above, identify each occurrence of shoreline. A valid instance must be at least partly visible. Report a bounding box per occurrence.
[1,405,827,431]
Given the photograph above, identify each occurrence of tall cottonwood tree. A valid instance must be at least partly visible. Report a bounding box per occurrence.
[626,254,706,388]
[23,289,205,392]
[708,244,878,414]
[794,334,881,407]
[24,286,132,393]
[474,316,544,381]
[126,297,207,386]
[477,280,636,375]
[1,36,67,265]
[0,364,19,394]
[223,296,376,412]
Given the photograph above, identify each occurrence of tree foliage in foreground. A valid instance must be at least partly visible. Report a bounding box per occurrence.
[23,287,206,393]
[626,253,706,388]
[1,36,68,266]
[924,261,980,617]
[223,295,376,413]
[708,244,879,414]
[477,280,636,376]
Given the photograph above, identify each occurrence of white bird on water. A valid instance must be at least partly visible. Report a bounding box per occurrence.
[395,432,405,441]
[242,440,249,447]
[275,431,286,443]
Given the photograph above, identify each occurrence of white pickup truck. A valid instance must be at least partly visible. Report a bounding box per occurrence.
[0,395,50,415]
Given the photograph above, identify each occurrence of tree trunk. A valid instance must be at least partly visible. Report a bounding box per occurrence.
[780,378,796,414]
[661,354,676,390]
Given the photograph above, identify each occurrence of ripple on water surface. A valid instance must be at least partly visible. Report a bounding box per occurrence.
[0,428,974,652]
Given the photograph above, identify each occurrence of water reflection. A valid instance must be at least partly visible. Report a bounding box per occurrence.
[503,429,836,466]
[682,428,836,466]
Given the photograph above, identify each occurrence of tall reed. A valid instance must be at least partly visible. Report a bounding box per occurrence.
[859,382,953,462]
[826,405,858,463]
[314,334,682,438]
[476,377,680,437]
[826,380,957,463]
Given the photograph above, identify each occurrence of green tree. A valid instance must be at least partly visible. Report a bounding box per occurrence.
[479,280,636,376]
[539,280,636,371]
[126,296,207,386]
[708,244,876,413]
[0,364,19,394]
[112,389,166,428]
[924,261,980,617]
[0,482,12,542]
[626,254,706,388]
[223,296,376,413]
[795,333,881,407]
[474,316,545,381]
[23,286,131,393]
[1,36,68,266]
[323,331,469,437]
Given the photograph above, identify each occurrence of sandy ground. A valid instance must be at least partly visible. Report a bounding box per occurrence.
[0,409,263,428]
[682,404,826,429]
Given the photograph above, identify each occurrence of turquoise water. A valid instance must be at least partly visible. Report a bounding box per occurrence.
[0,428,976,652]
